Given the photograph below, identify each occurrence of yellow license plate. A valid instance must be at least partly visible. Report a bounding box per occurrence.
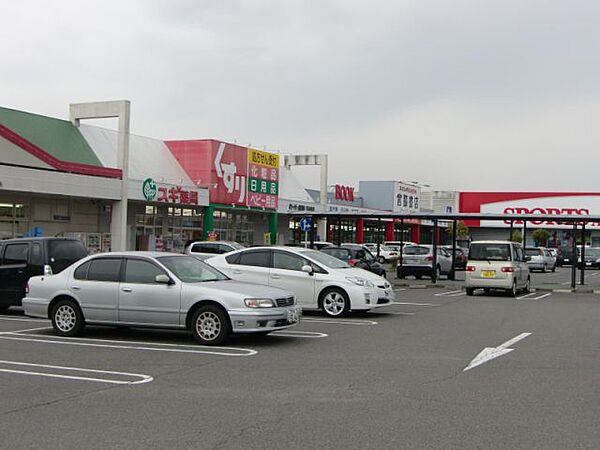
[482,270,495,278]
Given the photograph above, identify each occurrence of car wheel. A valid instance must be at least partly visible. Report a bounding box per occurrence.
[51,299,85,337]
[466,288,474,296]
[191,305,230,346]
[509,281,518,297]
[0,305,10,314]
[321,288,350,317]
[552,265,556,273]
[524,277,531,294]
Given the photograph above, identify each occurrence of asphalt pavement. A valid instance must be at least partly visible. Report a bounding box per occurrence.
[1,289,599,449]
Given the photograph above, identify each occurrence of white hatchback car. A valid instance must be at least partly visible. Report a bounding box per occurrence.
[207,246,395,317]
[465,241,530,297]
[22,252,301,345]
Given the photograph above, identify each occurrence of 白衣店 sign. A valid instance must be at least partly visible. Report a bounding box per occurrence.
[247,148,279,209]
[142,178,200,205]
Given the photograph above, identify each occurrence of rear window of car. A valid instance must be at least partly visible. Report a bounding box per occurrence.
[48,240,88,273]
[403,246,430,256]
[3,243,29,265]
[86,258,122,282]
[237,250,270,268]
[525,248,543,256]
[469,243,512,261]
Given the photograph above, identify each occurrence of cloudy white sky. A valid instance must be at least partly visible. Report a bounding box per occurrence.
[2,0,600,191]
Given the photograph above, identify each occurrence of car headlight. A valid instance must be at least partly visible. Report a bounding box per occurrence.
[346,277,374,288]
[244,298,275,308]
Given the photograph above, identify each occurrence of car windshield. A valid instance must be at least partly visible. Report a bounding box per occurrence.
[299,249,350,269]
[229,242,245,250]
[158,256,229,283]
[469,243,512,261]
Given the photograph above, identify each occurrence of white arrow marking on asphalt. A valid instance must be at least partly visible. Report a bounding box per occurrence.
[463,332,531,372]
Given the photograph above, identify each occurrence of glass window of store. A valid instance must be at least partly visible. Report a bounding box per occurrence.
[363,220,385,243]
[0,203,28,239]
[213,210,254,245]
[135,205,203,252]
[327,219,356,244]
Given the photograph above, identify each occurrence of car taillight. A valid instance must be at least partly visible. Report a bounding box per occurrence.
[466,265,476,272]
[25,283,29,294]
[425,255,434,262]
[348,259,358,266]
[501,267,514,273]
[44,264,53,276]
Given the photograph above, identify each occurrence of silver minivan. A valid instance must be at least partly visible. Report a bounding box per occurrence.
[465,241,530,297]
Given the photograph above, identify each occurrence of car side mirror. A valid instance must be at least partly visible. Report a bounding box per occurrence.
[301,265,314,276]
[155,274,173,284]
[524,256,531,262]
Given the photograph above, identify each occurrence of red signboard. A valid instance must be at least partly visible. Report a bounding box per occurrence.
[335,184,355,202]
[166,140,249,207]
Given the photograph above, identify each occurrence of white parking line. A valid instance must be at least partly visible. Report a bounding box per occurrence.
[390,302,440,307]
[301,318,378,326]
[0,326,52,335]
[271,330,328,338]
[516,293,537,300]
[380,311,416,316]
[448,292,467,297]
[0,316,49,323]
[434,290,462,296]
[532,293,552,300]
[0,360,152,385]
[0,333,257,357]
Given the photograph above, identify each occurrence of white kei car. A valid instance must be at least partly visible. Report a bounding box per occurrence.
[207,246,395,317]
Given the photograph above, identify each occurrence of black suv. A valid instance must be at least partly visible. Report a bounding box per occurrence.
[0,237,88,312]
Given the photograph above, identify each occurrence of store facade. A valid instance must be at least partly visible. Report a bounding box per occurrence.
[0,106,209,252]
[460,192,600,246]
[166,139,280,245]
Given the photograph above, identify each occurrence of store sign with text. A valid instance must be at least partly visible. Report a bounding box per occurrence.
[246,148,279,209]
[335,184,355,202]
[393,182,421,213]
[478,196,600,228]
[142,178,202,205]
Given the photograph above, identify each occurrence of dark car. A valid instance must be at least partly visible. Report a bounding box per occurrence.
[0,237,88,312]
[443,246,468,270]
[320,245,387,277]
[558,246,576,266]
[578,247,600,269]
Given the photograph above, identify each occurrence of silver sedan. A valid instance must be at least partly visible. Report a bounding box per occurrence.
[23,252,301,345]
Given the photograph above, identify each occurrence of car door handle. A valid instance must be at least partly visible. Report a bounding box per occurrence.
[271,274,281,279]
[233,270,243,274]
[121,287,132,293]
[71,286,81,290]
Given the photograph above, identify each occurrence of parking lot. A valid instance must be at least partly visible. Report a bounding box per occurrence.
[1,287,599,449]
[394,265,600,292]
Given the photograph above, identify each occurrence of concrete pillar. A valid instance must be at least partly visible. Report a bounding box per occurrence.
[317,218,327,242]
[70,100,130,250]
[356,218,364,243]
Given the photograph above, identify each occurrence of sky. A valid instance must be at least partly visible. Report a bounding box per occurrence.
[2,0,600,192]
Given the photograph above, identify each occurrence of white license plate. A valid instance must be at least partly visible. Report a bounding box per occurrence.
[287,310,299,324]
[404,258,418,264]
[586,262,592,266]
